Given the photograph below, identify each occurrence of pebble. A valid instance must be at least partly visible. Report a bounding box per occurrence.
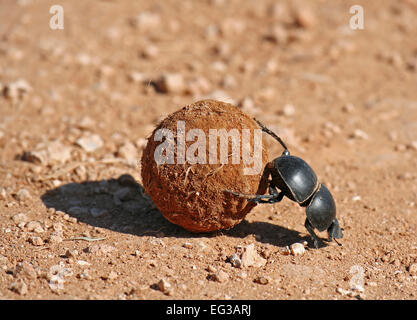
[12,213,28,225]
[85,244,116,256]
[253,276,269,285]
[336,287,351,296]
[9,279,28,295]
[186,76,211,96]
[409,263,417,276]
[77,116,96,130]
[408,141,417,151]
[129,12,160,31]
[76,134,104,152]
[25,221,44,233]
[241,244,267,268]
[128,71,147,84]
[77,260,90,266]
[22,141,72,165]
[238,97,257,114]
[136,138,147,150]
[209,270,229,283]
[117,142,138,162]
[154,73,185,94]
[141,44,159,59]
[294,7,317,28]
[64,249,78,258]
[281,104,296,117]
[29,236,44,246]
[15,189,31,202]
[206,265,217,273]
[264,25,288,44]
[14,261,37,279]
[0,187,6,201]
[221,74,237,89]
[47,263,73,293]
[350,283,365,293]
[290,243,305,256]
[228,253,242,268]
[351,129,369,140]
[78,270,91,280]
[49,232,63,244]
[102,271,118,281]
[76,53,93,66]
[0,254,8,266]
[342,103,355,113]
[157,278,172,295]
[3,79,32,101]
[182,242,193,249]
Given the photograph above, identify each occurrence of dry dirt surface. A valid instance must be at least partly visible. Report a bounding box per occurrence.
[1,0,417,300]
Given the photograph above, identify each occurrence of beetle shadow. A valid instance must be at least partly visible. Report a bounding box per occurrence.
[40,174,313,247]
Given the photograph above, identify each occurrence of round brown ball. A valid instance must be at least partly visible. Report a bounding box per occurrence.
[141,99,269,232]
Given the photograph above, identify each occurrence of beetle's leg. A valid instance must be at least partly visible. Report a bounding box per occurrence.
[327,218,343,243]
[304,218,321,249]
[268,180,279,196]
[224,190,284,204]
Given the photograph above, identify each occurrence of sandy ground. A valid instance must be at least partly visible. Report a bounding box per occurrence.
[1,0,417,300]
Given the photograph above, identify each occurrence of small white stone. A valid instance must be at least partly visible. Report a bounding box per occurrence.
[129,12,160,30]
[15,189,31,202]
[241,244,267,268]
[76,134,104,152]
[351,129,369,140]
[26,221,44,233]
[282,104,296,117]
[12,213,28,225]
[154,73,185,94]
[290,243,305,256]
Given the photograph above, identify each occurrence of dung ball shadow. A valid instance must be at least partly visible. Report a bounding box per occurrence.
[41,174,310,246]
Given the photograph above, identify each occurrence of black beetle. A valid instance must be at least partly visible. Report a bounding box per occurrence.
[227,119,343,248]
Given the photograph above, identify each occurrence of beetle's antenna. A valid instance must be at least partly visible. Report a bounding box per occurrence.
[254,118,289,153]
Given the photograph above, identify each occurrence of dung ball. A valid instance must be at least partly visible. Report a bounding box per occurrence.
[141,99,269,232]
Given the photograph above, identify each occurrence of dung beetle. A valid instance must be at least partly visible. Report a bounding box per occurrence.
[227,119,343,248]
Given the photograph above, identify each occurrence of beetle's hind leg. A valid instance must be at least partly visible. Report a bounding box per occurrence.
[304,219,323,249]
